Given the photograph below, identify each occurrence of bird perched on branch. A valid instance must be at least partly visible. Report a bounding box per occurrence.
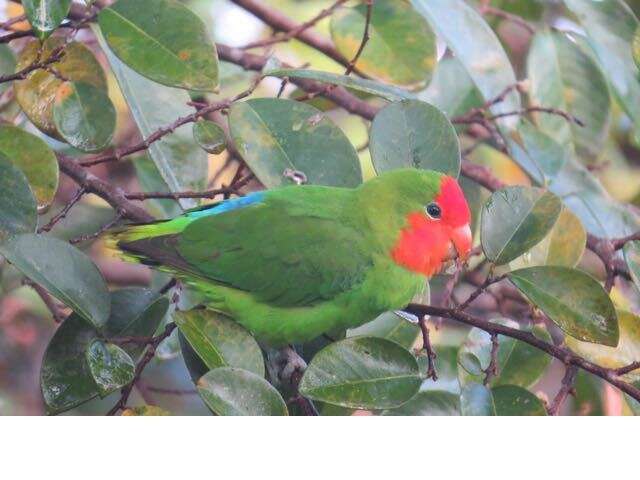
[108,168,472,346]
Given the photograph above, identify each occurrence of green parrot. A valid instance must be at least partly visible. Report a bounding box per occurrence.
[109,168,472,346]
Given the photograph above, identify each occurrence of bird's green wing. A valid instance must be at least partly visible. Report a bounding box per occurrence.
[117,187,375,307]
[178,188,373,306]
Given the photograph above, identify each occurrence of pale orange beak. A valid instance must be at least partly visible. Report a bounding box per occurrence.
[450,224,473,261]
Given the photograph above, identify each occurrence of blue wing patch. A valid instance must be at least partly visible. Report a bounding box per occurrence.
[186,191,266,219]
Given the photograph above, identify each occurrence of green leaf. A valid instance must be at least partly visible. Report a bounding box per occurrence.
[192,120,226,154]
[381,391,460,416]
[53,81,116,152]
[491,385,547,416]
[85,339,135,396]
[299,336,421,410]
[228,98,361,188]
[458,321,552,389]
[132,155,182,218]
[174,309,264,377]
[348,312,420,350]
[98,0,218,91]
[564,0,640,131]
[411,0,520,130]
[266,68,415,102]
[508,266,618,346]
[510,207,586,269]
[122,405,171,416]
[481,186,562,265]
[574,370,605,416]
[507,120,568,185]
[96,28,208,209]
[22,0,71,39]
[104,290,170,359]
[419,57,484,119]
[0,154,37,241]
[41,313,99,414]
[460,383,496,416]
[179,331,209,383]
[0,45,16,99]
[197,367,288,416]
[527,30,611,163]
[566,310,640,383]
[0,126,59,210]
[330,0,436,87]
[15,38,107,139]
[624,241,640,294]
[0,233,110,329]
[369,100,461,177]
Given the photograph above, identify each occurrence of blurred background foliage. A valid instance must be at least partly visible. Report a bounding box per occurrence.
[2,0,640,415]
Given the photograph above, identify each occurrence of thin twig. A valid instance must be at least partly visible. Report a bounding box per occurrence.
[418,316,438,381]
[548,365,578,415]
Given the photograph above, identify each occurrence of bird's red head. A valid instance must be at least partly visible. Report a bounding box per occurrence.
[391,176,472,277]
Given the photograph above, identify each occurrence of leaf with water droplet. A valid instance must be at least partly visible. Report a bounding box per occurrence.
[86,339,135,396]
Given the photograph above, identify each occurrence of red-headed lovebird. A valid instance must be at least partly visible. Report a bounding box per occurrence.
[109,168,472,346]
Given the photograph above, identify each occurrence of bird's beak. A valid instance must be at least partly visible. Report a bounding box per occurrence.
[449,224,473,261]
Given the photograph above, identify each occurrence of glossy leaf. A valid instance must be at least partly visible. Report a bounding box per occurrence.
[229,98,361,188]
[481,186,562,265]
[53,81,116,152]
[381,391,460,416]
[411,0,520,130]
[370,100,461,177]
[41,313,99,414]
[330,0,436,87]
[527,30,610,163]
[458,321,552,389]
[508,120,568,185]
[197,367,288,416]
[348,312,420,350]
[299,336,421,409]
[460,383,496,416]
[97,28,208,208]
[86,339,135,396]
[0,234,110,329]
[566,310,640,383]
[23,0,71,39]
[0,126,59,210]
[193,120,226,154]
[511,207,586,269]
[14,38,107,139]
[266,68,415,102]
[564,0,640,130]
[132,155,182,218]
[0,154,37,241]
[491,385,547,416]
[634,27,640,69]
[624,241,640,294]
[0,45,16,99]
[419,56,483,119]
[509,266,618,346]
[98,0,218,91]
[174,309,264,377]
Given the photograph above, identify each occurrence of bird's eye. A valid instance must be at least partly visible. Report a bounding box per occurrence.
[426,203,442,219]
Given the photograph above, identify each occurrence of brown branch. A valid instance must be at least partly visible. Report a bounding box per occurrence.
[37,187,86,233]
[344,0,372,76]
[107,322,177,416]
[483,333,500,385]
[124,175,253,201]
[24,279,66,324]
[479,4,536,35]
[0,45,66,84]
[240,0,349,50]
[405,304,640,403]
[229,0,363,75]
[69,213,124,245]
[418,316,437,381]
[79,81,261,168]
[547,365,578,415]
[56,153,154,223]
